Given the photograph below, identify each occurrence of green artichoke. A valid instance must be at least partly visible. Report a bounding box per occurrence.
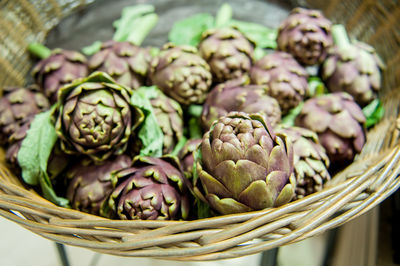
[295,92,366,166]
[32,49,88,104]
[55,72,144,162]
[150,43,212,105]
[275,126,330,199]
[104,156,190,220]
[198,27,254,83]
[196,112,295,215]
[0,86,50,146]
[178,138,202,179]
[322,41,384,106]
[149,89,184,154]
[201,80,281,130]
[88,41,152,90]
[250,51,308,113]
[66,155,131,216]
[277,8,333,65]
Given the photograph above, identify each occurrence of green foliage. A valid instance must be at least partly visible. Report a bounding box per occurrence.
[362,99,385,128]
[17,108,69,207]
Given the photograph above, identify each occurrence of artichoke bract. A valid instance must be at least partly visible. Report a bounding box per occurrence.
[88,41,152,90]
[55,72,144,162]
[250,51,308,113]
[321,26,384,106]
[149,89,184,154]
[201,80,281,130]
[32,49,88,104]
[0,86,50,146]
[150,43,212,105]
[66,155,131,216]
[197,112,295,215]
[295,92,366,166]
[275,126,330,199]
[178,138,202,179]
[277,8,333,65]
[198,27,254,83]
[104,156,190,220]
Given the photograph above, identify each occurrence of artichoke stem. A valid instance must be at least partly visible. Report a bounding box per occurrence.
[171,136,188,156]
[28,43,52,59]
[215,3,233,27]
[332,24,350,48]
[126,14,159,46]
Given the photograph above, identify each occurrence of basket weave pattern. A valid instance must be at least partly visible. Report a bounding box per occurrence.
[0,0,399,260]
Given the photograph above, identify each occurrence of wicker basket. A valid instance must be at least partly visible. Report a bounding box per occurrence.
[0,0,399,261]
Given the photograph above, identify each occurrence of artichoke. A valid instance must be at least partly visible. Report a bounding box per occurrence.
[275,126,330,199]
[103,156,190,220]
[198,27,254,83]
[277,8,333,65]
[178,138,202,179]
[322,37,384,106]
[55,72,144,162]
[66,155,131,216]
[150,43,212,105]
[201,80,281,130]
[196,112,295,215]
[295,92,366,166]
[0,86,50,146]
[250,51,308,113]
[88,41,152,90]
[149,89,184,154]
[5,120,32,168]
[32,49,88,104]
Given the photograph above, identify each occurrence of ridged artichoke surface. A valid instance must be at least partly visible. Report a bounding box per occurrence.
[198,27,254,83]
[295,92,366,166]
[322,41,384,106]
[197,112,295,215]
[275,126,330,199]
[150,43,212,105]
[104,156,190,220]
[0,86,50,146]
[32,49,88,104]
[201,80,281,130]
[250,51,308,113]
[89,41,152,90]
[66,155,131,215]
[277,8,333,65]
[55,72,144,162]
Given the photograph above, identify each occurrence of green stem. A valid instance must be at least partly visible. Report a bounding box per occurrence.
[189,117,204,140]
[188,105,203,118]
[331,24,350,48]
[28,43,52,59]
[215,3,233,27]
[126,14,159,46]
[171,136,188,156]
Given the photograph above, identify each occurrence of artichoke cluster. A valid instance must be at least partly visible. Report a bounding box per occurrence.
[0,5,384,219]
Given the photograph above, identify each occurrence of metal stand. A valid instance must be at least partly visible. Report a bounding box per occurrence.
[260,248,278,266]
[55,243,70,266]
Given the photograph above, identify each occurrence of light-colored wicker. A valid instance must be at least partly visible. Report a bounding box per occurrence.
[0,0,399,261]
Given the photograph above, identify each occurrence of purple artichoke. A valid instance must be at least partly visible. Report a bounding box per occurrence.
[198,27,254,83]
[275,126,330,199]
[295,92,366,166]
[322,41,384,106]
[66,155,131,215]
[250,51,308,113]
[196,112,295,215]
[55,72,144,162]
[88,41,152,90]
[150,43,212,105]
[0,86,50,146]
[277,8,333,65]
[103,156,190,220]
[32,49,88,104]
[201,79,281,130]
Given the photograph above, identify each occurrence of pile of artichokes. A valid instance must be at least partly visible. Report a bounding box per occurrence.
[0,4,384,220]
